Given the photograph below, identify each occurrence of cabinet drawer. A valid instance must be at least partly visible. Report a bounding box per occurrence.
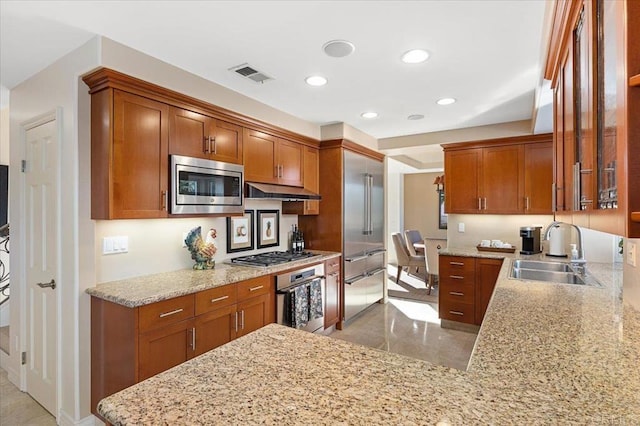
[195,285,237,316]
[440,256,476,281]
[440,282,475,304]
[439,300,475,324]
[237,276,271,300]
[139,294,195,333]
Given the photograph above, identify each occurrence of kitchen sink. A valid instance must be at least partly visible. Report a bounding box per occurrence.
[510,259,602,287]
[510,268,586,285]
[512,259,574,272]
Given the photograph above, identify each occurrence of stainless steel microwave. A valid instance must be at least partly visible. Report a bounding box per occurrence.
[170,155,244,214]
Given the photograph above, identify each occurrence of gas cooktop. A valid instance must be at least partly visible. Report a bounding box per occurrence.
[229,251,319,267]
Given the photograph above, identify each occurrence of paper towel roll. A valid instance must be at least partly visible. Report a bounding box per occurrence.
[548,226,567,257]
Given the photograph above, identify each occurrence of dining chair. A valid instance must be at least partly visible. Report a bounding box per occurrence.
[404,229,424,256]
[391,233,426,286]
[423,238,447,292]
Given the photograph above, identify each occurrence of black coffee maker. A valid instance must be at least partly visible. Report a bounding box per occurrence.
[520,226,542,255]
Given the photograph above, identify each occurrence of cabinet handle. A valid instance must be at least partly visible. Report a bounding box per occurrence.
[203,136,209,154]
[161,191,167,210]
[328,272,339,277]
[449,291,464,296]
[191,327,196,351]
[525,196,530,211]
[449,275,464,280]
[449,311,464,316]
[478,198,482,210]
[211,295,229,303]
[483,197,487,210]
[449,262,464,266]
[275,165,279,178]
[249,285,264,292]
[211,136,217,154]
[159,308,183,318]
[330,263,339,268]
[234,311,239,333]
[240,310,245,330]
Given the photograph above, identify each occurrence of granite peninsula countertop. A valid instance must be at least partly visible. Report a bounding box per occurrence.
[86,251,340,308]
[96,249,640,424]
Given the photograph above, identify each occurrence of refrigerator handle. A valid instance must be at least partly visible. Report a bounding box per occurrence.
[363,174,370,235]
[363,174,373,235]
[368,174,374,235]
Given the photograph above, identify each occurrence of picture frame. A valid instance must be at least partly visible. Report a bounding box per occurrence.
[257,209,279,249]
[226,210,254,253]
[438,191,448,230]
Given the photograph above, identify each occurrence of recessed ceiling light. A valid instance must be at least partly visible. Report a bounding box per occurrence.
[305,75,328,86]
[407,114,425,120]
[323,40,356,58]
[361,112,378,119]
[401,49,429,64]
[437,98,456,105]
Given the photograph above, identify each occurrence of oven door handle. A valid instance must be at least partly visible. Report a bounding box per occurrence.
[277,276,325,293]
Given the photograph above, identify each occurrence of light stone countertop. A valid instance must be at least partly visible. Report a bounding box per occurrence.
[86,251,340,308]
[96,248,640,424]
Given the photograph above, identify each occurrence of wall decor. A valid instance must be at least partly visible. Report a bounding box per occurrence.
[257,210,279,248]
[227,210,254,253]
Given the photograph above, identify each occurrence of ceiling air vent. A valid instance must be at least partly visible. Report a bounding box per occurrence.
[229,63,274,84]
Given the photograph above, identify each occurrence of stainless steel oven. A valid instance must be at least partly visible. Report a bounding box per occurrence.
[276,263,325,333]
[170,155,244,214]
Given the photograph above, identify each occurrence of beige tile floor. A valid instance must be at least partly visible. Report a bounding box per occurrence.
[330,297,478,371]
[0,367,56,426]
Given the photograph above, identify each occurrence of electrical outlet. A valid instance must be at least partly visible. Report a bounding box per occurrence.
[627,242,637,267]
[458,223,465,233]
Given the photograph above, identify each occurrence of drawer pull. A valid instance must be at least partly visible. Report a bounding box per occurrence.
[330,263,339,268]
[249,285,264,292]
[449,275,464,280]
[234,312,239,333]
[328,272,339,277]
[449,310,464,316]
[191,327,196,350]
[159,308,184,318]
[450,262,464,266]
[240,310,245,329]
[449,291,464,296]
[211,295,230,303]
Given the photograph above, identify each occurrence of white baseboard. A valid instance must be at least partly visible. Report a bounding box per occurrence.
[59,410,103,426]
[0,352,20,387]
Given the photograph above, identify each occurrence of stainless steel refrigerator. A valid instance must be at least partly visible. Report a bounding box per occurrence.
[343,150,385,321]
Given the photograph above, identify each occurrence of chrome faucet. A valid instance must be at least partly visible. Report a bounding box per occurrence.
[542,221,586,267]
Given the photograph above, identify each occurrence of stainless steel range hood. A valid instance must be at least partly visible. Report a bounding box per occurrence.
[245,182,321,201]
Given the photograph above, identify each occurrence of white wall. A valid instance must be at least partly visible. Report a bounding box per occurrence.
[9,36,100,424]
[624,237,640,310]
[95,200,297,283]
[385,158,419,264]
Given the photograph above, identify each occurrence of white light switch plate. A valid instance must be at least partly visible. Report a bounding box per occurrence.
[458,223,465,233]
[627,242,637,267]
[103,236,129,255]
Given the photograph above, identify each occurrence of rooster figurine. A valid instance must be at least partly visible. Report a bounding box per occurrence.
[184,226,217,270]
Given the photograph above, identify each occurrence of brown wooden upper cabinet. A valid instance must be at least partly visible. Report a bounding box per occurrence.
[282,145,320,215]
[443,135,553,215]
[243,129,303,187]
[545,0,640,237]
[169,107,243,164]
[90,89,170,219]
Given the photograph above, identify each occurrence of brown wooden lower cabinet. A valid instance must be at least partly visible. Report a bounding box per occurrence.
[438,255,503,326]
[91,275,274,417]
[324,257,341,329]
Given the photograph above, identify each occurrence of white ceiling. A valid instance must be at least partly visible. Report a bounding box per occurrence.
[0,0,552,161]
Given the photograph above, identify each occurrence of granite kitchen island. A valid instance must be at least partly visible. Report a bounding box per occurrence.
[97,257,640,424]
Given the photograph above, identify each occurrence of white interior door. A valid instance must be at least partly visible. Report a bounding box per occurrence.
[24,116,59,416]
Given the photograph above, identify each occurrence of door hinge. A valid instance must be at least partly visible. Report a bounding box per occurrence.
[21,160,27,172]
[21,351,26,365]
